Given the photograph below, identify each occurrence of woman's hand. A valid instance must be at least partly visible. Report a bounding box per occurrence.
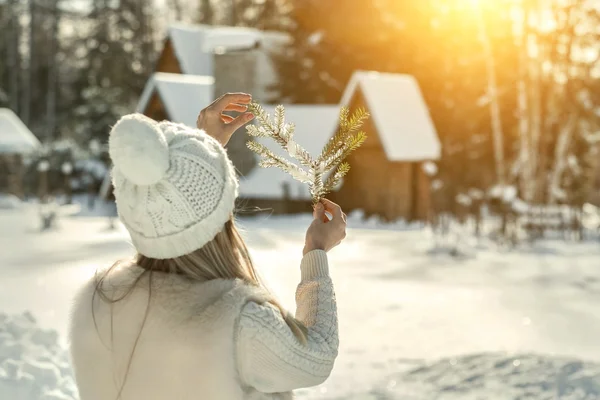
[303,199,347,256]
[196,92,255,146]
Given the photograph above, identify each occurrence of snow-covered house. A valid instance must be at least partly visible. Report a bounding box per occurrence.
[327,71,441,221]
[133,70,441,218]
[133,23,442,218]
[137,73,214,127]
[0,108,40,155]
[154,23,288,103]
[0,108,41,197]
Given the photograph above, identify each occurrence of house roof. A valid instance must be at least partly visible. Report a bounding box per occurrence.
[167,23,288,76]
[166,23,288,102]
[239,105,340,200]
[0,108,41,154]
[340,71,441,161]
[137,73,214,127]
[167,24,211,76]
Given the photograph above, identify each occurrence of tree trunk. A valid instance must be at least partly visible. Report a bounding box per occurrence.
[22,0,36,126]
[548,113,577,203]
[137,1,154,74]
[46,0,60,140]
[198,0,214,24]
[169,0,183,21]
[8,0,20,113]
[475,3,505,185]
[231,0,238,26]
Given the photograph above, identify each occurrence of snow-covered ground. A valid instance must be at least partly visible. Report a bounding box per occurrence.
[1,202,600,399]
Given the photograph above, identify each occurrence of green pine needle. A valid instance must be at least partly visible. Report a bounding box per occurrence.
[323,162,351,193]
[320,107,369,163]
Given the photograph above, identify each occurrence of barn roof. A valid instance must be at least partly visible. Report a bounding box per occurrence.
[0,108,41,154]
[239,105,340,200]
[137,73,214,127]
[340,71,441,161]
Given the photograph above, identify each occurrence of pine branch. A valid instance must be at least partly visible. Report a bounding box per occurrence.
[247,141,293,171]
[319,107,370,163]
[287,139,314,168]
[323,162,350,193]
[310,169,324,202]
[247,141,311,183]
[249,103,314,168]
[347,107,370,132]
[275,105,285,137]
[325,131,367,170]
[248,103,278,138]
[246,124,269,137]
[339,107,350,129]
[247,102,369,204]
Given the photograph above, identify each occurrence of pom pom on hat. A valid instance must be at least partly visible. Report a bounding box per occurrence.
[109,116,240,259]
[109,114,170,185]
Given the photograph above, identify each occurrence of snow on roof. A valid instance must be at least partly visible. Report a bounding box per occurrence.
[167,23,288,76]
[166,23,288,102]
[137,73,214,127]
[0,108,41,154]
[168,24,212,75]
[239,105,340,200]
[340,71,441,161]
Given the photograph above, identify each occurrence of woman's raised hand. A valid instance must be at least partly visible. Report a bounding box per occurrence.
[196,92,255,146]
[303,199,347,256]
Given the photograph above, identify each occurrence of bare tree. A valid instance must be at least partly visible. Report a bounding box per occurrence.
[475,2,506,185]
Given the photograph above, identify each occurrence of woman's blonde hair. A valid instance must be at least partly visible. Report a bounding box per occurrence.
[138,218,307,340]
[93,217,307,399]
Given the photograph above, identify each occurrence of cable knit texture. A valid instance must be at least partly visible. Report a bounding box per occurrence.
[237,250,338,395]
[68,250,338,400]
[108,114,239,259]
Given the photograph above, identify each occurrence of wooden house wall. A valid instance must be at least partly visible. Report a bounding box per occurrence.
[155,39,183,74]
[235,198,313,216]
[329,89,432,222]
[144,92,169,122]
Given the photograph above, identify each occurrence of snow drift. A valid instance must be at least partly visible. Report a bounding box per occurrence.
[0,312,76,400]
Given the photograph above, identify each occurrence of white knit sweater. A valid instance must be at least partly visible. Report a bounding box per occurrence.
[237,250,338,393]
[68,250,338,400]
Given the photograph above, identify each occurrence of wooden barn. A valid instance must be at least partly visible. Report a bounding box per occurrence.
[0,108,41,197]
[328,71,441,222]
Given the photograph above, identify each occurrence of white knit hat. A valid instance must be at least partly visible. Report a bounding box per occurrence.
[108,114,239,259]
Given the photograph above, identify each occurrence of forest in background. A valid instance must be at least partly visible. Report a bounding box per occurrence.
[1,0,600,210]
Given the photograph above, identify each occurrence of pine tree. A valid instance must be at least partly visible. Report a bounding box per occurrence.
[70,0,157,143]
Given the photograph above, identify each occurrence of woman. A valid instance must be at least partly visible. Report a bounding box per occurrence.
[68,93,346,400]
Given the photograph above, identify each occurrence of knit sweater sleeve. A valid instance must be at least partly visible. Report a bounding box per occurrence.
[236,250,339,393]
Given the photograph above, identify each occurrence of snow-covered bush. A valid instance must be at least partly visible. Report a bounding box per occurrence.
[22,139,109,201]
[0,194,23,210]
[0,312,77,400]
